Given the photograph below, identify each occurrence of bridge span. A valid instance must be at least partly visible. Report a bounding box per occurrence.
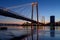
[0,8,43,25]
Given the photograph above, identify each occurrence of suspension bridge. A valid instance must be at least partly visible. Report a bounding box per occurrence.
[0,1,57,40]
[0,2,44,25]
[0,2,45,40]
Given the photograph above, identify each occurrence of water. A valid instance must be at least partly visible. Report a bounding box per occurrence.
[0,26,60,40]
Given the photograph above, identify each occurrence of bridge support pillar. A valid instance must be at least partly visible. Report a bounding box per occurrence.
[31,2,34,40]
[50,16,55,37]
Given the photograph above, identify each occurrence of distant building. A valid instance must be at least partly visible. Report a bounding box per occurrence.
[50,16,55,23]
[50,15,55,37]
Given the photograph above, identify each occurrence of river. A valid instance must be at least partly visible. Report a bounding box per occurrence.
[0,26,60,40]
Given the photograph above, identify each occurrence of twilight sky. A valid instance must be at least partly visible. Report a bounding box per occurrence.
[0,0,60,24]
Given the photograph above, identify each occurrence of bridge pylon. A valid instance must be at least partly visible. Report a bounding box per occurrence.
[31,1,39,40]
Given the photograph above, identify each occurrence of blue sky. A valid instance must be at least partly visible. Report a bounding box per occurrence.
[0,0,60,24]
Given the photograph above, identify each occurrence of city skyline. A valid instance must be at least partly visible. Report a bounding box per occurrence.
[0,0,60,24]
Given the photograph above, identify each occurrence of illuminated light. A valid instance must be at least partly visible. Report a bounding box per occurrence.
[32,2,35,6]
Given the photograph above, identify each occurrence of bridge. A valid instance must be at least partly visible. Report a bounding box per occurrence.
[0,8,43,25]
[0,2,44,25]
[0,1,45,40]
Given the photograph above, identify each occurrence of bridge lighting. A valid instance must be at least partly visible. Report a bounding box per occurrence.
[32,2,35,6]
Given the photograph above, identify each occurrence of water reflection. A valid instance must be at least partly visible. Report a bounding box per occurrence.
[0,26,60,40]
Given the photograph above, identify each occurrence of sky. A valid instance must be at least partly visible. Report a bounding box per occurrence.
[0,0,60,24]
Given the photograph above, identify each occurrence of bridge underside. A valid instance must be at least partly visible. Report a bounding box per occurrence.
[0,9,43,25]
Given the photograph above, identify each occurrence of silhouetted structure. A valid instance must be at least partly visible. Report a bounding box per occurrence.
[50,16,55,37]
[0,8,43,25]
[0,27,7,30]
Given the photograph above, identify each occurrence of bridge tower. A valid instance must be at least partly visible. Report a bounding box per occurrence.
[36,2,39,40]
[31,2,35,40]
[31,1,39,40]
